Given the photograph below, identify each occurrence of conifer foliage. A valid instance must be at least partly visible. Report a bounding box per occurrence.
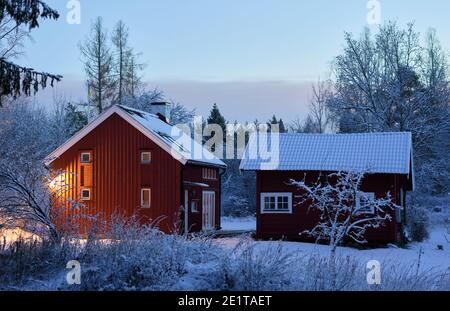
[0,0,61,105]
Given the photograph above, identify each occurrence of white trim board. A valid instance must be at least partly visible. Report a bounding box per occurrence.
[44,105,189,167]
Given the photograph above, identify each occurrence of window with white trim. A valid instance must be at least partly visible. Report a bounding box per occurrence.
[141,188,151,208]
[356,192,375,214]
[80,152,91,163]
[141,151,152,164]
[261,193,292,214]
[81,189,91,201]
[202,168,217,180]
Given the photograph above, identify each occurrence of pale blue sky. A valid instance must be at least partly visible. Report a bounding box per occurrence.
[22,0,450,122]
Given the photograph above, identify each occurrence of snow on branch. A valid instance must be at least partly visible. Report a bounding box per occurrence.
[290,170,397,248]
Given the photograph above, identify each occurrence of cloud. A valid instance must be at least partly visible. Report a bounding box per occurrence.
[33,77,313,122]
[154,80,313,123]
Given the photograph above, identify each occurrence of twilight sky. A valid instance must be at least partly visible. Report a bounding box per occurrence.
[20,0,450,122]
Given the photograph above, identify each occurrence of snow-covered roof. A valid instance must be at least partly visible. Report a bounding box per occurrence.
[45,105,226,168]
[240,132,413,175]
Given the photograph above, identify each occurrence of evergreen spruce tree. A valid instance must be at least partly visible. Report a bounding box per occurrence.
[64,103,88,137]
[207,103,227,133]
[0,0,61,106]
[79,17,116,114]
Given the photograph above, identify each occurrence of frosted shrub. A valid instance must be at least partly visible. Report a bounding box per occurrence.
[1,221,449,291]
[296,253,359,291]
[226,241,295,291]
[407,206,430,242]
[58,219,222,291]
[0,238,78,290]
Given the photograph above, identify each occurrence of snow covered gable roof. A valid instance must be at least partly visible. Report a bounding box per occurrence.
[45,105,226,168]
[240,132,413,175]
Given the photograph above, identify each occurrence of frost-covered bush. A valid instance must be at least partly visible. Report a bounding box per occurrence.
[407,206,430,242]
[0,238,78,290]
[1,221,449,291]
[221,241,295,291]
[57,219,223,291]
[410,194,450,226]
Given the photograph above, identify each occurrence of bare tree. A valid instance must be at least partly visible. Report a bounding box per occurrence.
[125,52,146,98]
[170,102,196,125]
[111,20,131,105]
[328,22,450,193]
[308,80,332,133]
[79,17,116,114]
[0,17,30,60]
[0,161,65,241]
[290,171,396,286]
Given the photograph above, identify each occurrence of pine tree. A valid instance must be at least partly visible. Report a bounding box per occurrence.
[79,17,116,114]
[205,103,227,154]
[125,52,146,98]
[63,103,88,137]
[112,20,131,104]
[0,0,61,106]
[207,103,227,133]
[267,115,286,133]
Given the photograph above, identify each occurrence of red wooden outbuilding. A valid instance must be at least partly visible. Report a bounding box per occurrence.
[45,105,226,235]
[240,132,415,243]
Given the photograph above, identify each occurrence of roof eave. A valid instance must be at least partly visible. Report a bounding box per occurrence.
[44,105,190,167]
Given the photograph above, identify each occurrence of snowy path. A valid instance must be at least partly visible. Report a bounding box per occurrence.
[221,216,256,232]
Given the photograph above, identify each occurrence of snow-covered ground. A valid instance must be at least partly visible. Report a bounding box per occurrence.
[219,217,450,273]
[221,216,256,231]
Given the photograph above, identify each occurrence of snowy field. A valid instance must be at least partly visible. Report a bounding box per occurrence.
[217,227,450,273]
[0,217,448,291]
[219,217,450,273]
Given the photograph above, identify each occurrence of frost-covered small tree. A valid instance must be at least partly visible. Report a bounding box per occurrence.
[121,89,164,111]
[307,79,332,133]
[0,160,64,241]
[170,102,196,125]
[50,98,88,146]
[290,171,396,284]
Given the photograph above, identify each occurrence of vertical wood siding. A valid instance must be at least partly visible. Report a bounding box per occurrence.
[51,113,181,234]
[183,165,221,232]
[256,171,404,243]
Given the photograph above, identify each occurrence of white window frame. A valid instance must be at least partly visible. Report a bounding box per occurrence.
[141,188,151,209]
[356,191,375,214]
[141,151,152,164]
[80,188,91,201]
[80,152,91,164]
[260,192,293,214]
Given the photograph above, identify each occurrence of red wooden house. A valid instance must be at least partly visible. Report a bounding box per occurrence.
[45,104,226,234]
[240,132,414,243]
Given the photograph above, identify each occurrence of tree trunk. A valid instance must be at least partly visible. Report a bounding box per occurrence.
[329,246,337,290]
